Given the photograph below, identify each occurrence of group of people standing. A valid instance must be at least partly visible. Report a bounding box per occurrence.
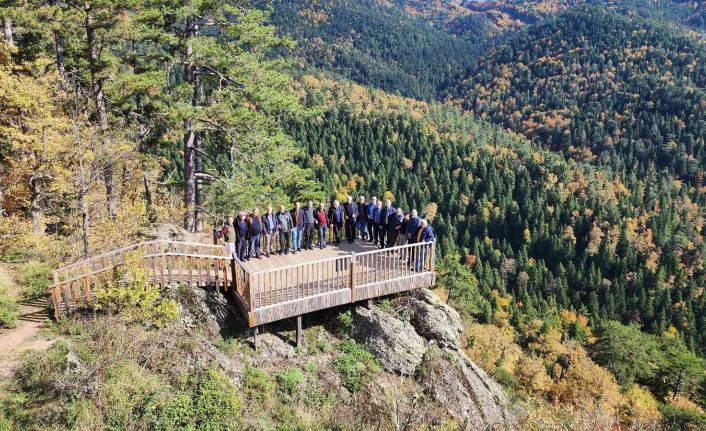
[218,195,434,262]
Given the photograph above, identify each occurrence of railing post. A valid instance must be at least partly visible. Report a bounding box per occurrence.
[248,271,255,310]
[430,240,436,274]
[349,252,356,302]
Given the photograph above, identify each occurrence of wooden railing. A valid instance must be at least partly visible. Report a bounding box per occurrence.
[49,239,436,327]
[241,240,436,326]
[50,240,231,319]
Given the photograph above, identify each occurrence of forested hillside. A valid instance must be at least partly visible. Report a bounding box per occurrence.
[271,0,705,105]
[289,77,706,427]
[293,77,706,353]
[2,0,706,429]
[452,8,706,184]
[268,0,490,100]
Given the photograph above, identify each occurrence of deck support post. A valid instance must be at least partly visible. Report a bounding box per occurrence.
[366,299,373,309]
[296,315,302,348]
[253,325,259,351]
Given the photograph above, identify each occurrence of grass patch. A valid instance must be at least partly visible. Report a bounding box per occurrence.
[242,366,276,404]
[336,310,353,337]
[276,368,305,397]
[332,340,381,393]
[377,298,394,313]
[18,262,52,300]
[0,287,19,329]
[0,264,19,329]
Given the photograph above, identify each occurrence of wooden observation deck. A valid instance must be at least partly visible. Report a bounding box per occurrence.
[49,239,436,329]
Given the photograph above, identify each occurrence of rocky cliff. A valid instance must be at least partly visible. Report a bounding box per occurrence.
[351,290,516,430]
[174,286,517,429]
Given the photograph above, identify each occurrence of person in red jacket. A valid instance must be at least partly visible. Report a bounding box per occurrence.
[314,202,329,249]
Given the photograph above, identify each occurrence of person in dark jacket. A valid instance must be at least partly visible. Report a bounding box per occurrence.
[235,211,248,261]
[303,200,316,250]
[378,199,394,248]
[406,209,421,266]
[399,212,410,246]
[247,208,264,259]
[406,209,420,243]
[262,205,278,257]
[356,195,369,240]
[328,200,343,245]
[367,196,378,242]
[275,205,293,255]
[414,219,435,271]
[372,201,382,246]
[290,202,305,253]
[386,207,404,248]
[314,202,329,249]
[342,195,358,244]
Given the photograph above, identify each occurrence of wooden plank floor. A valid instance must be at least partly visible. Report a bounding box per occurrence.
[239,240,381,272]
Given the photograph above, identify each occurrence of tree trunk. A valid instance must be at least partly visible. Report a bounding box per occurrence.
[3,17,13,47]
[194,127,204,232]
[29,177,43,234]
[85,3,117,220]
[183,124,197,231]
[51,0,66,86]
[673,369,684,399]
[54,30,66,86]
[142,160,155,221]
[182,18,199,232]
[136,122,155,223]
[78,159,90,258]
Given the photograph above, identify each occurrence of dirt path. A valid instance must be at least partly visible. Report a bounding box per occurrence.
[0,265,54,380]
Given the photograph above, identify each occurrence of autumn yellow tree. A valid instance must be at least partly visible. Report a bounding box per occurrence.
[0,42,72,233]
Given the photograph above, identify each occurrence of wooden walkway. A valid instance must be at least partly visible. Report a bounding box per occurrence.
[49,239,436,328]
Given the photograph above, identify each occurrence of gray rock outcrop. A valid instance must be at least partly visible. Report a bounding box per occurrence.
[256,333,296,360]
[168,285,242,338]
[351,306,426,376]
[351,290,516,430]
[419,346,515,430]
[408,288,463,347]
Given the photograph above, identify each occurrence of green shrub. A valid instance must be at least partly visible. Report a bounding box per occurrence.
[242,366,276,403]
[306,327,333,354]
[0,247,33,264]
[493,366,518,389]
[14,341,70,394]
[276,368,305,397]
[0,286,19,329]
[271,404,327,431]
[94,251,178,328]
[193,369,241,431]
[151,392,195,431]
[377,298,394,313]
[660,403,706,431]
[18,262,52,300]
[0,409,13,431]
[101,363,168,430]
[333,340,381,393]
[337,310,353,337]
[309,338,332,354]
[65,399,103,430]
[215,337,251,355]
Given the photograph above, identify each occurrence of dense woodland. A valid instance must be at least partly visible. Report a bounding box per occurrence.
[1,0,706,429]
[285,78,706,423]
[291,97,706,356]
[452,8,706,184]
[268,0,489,101]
